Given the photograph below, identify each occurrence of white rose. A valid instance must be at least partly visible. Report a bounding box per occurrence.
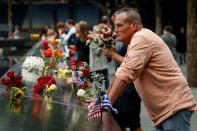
[77,89,85,97]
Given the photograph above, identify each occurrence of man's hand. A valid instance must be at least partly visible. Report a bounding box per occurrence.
[85,97,96,109]
[102,47,114,58]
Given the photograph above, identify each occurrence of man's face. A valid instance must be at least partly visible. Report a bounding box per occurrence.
[114,12,136,44]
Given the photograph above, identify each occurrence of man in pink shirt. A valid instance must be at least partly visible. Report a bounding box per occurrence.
[104,7,197,131]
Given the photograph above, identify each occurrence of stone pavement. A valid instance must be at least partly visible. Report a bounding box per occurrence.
[108,60,197,131]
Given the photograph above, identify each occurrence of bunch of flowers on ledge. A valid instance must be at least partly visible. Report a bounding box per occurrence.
[22,56,45,82]
[58,66,73,80]
[66,57,106,105]
[33,76,57,97]
[1,71,26,102]
[41,40,64,75]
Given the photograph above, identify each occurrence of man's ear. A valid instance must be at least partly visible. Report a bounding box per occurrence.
[131,21,138,31]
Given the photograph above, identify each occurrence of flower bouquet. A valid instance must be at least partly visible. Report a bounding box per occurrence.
[86,25,116,62]
[22,56,45,82]
[86,25,116,49]
[33,76,57,98]
[66,58,106,105]
[41,40,64,76]
[1,71,26,102]
[58,66,73,80]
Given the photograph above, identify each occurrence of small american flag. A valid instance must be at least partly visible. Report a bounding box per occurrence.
[74,71,84,85]
[87,92,118,121]
[87,97,102,121]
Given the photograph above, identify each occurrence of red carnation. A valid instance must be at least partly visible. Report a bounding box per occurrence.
[1,78,10,85]
[42,49,52,57]
[80,80,88,90]
[83,81,88,89]
[83,68,90,76]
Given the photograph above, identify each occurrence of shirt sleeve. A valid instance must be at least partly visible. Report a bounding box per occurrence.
[64,28,76,43]
[115,36,152,83]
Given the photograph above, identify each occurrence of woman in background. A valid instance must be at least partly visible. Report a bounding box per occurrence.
[74,21,89,64]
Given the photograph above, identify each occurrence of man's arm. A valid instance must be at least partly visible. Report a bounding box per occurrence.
[106,76,129,105]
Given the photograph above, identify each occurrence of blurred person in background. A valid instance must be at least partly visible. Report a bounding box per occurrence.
[74,21,89,64]
[177,26,187,65]
[64,19,76,46]
[56,22,65,39]
[161,25,178,62]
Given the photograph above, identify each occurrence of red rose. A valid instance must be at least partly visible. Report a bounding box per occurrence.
[112,34,117,38]
[1,78,10,85]
[77,61,83,67]
[103,33,108,38]
[9,80,15,87]
[83,68,90,76]
[47,78,56,85]
[16,81,23,88]
[104,26,108,31]
[45,76,53,82]
[108,32,112,36]
[42,49,52,57]
[37,77,46,84]
[33,84,44,93]
[7,71,15,78]
[15,75,22,82]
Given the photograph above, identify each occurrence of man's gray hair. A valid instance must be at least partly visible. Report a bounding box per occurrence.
[114,7,142,26]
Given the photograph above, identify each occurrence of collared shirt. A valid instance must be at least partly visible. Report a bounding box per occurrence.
[63,27,76,43]
[115,28,197,126]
